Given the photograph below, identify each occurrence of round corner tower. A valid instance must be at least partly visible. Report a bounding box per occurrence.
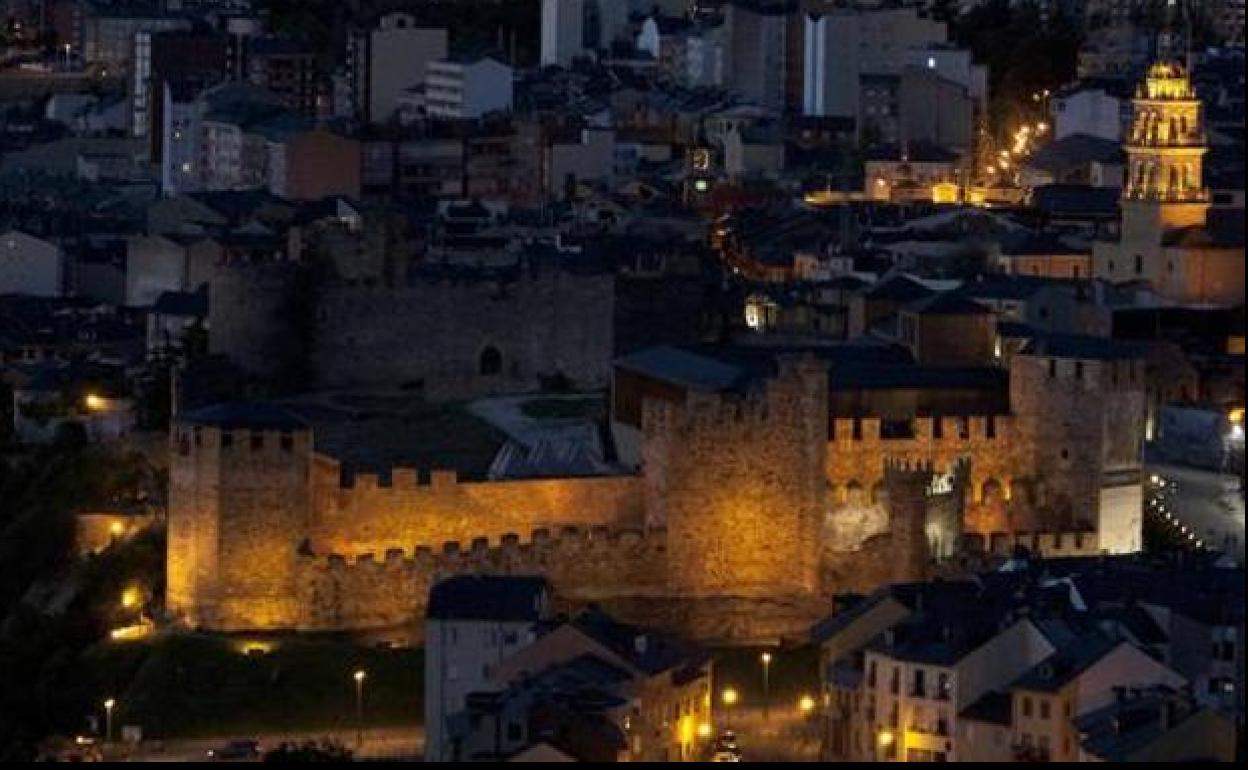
[167,403,312,631]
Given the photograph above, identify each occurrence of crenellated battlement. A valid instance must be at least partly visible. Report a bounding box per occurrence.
[308,525,667,573]
[293,525,670,632]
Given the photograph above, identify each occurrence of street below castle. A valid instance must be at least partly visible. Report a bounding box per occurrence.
[1147,461,1246,561]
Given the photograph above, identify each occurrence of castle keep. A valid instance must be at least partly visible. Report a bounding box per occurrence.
[168,334,1147,643]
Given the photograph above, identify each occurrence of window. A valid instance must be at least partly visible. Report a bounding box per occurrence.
[479,346,502,376]
[1048,359,1057,378]
[912,669,927,698]
[1040,700,1051,719]
[986,415,997,439]
[1075,361,1084,380]
[250,431,263,450]
[280,432,294,451]
[1134,254,1143,274]
[1022,697,1033,718]
[220,431,234,449]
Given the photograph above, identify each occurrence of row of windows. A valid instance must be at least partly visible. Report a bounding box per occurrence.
[832,415,996,441]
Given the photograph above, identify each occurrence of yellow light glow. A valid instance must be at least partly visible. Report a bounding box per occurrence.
[109,623,150,642]
[697,722,713,738]
[236,640,275,656]
[103,698,115,710]
[109,521,124,536]
[722,688,739,706]
[760,652,772,664]
[878,729,895,747]
[799,695,816,713]
[120,586,141,609]
[353,669,367,683]
[84,393,107,411]
[1229,407,1244,425]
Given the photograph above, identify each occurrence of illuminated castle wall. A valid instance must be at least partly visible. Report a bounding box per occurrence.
[167,349,1144,642]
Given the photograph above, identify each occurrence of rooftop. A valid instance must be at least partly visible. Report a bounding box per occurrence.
[427,575,549,622]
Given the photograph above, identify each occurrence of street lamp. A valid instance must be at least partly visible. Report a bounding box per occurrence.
[103,698,116,744]
[760,652,773,721]
[353,670,367,750]
[799,694,816,715]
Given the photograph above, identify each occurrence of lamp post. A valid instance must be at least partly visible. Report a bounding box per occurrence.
[760,652,772,721]
[352,670,367,751]
[721,687,738,733]
[103,698,116,744]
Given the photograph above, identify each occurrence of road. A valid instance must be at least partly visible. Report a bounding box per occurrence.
[114,726,423,762]
[715,706,822,762]
[1146,462,1245,561]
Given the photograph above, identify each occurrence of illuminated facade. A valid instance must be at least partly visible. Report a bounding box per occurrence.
[1093,56,1245,305]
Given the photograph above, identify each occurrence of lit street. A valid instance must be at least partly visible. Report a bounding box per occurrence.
[115,727,423,762]
[1146,461,1245,561]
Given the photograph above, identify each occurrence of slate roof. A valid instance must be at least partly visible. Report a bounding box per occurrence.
[1027,133,1123,173]
[904,291,992,316]
[572,609,708,681]
[1011,631,1126,692]
[178,401,308,431]
[1021,332,1150,361]
[863,274,936,302]
[426,575,550,622]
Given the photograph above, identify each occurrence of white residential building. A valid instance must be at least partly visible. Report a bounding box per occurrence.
[349,13,448,125]
[424,576,551,762]
[541,0,585,67]
[1051,85,1129,142]
[424,57,514,121]
[803,5,947,119]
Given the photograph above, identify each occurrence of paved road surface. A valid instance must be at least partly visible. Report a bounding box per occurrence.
[116,726,423,762]
[1146,462,1245,561]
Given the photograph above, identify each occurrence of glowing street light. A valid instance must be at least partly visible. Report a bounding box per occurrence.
[103,698,116,744]
[760,652,773,720]
[697,722,713,739]
[721,687,739,706]
[120,586,141,610]
[353,669,367,749]
[799,694,816,714]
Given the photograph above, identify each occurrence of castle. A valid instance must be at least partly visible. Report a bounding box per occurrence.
[207,253,615,401]
[167,333,1148,643]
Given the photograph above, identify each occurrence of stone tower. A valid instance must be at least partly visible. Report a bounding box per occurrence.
[1009,345,1146,551]
[645,357,827,598]
[1092,41,1215,299]
[166,403,312,630]
[882,458,935,585]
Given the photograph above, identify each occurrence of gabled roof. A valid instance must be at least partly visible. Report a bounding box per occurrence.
[863,274,935,302]
[1010,631,1127,692]
[904,291,992,316]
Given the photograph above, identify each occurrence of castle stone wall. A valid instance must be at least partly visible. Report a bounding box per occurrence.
[307,457,644,557]
[310,267,614,398]
[294,526,668,632]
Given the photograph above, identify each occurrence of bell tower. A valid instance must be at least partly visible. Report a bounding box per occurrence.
[1093,0,1212,292]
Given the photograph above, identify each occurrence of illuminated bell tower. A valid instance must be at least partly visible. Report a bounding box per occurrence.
[1113,32,1211,287]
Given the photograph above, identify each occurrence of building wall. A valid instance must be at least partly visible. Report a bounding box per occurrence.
[425,616,540,761]
[270,130,362,201]
[367,20,447,124]
[0,231,62,297]
[309,267,614,396]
